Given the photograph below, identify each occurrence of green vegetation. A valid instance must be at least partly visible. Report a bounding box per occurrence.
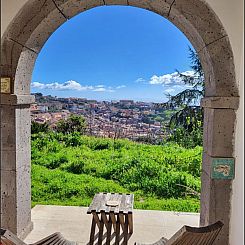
[31,121,49,134]
[31,132,201,212]
[55,115,87,134]
[164,48,204,148]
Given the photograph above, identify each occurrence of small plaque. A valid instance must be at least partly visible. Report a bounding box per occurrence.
[211,158,235,179]
[1,77,11,93]
[106,201,119,206]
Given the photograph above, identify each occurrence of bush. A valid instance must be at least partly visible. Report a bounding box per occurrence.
[56,115,86,134]
[31,121,49,134]
[31,132,202,212]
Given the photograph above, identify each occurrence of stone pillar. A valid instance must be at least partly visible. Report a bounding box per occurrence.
[200,97,239,245]
[0,94,35,239]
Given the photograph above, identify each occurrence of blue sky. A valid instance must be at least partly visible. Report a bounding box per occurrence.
[31,6,195,102]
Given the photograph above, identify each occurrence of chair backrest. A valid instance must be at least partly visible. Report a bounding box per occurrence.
[0,228,27,245]
[165,221,224,245]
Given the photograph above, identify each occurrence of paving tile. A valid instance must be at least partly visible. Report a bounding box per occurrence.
[25,205,200,245]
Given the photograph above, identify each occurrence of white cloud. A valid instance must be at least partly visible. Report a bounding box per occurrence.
[93,87,106,92]
[93,88,115,92]
[31,80,118,93]
[149,70,196,85]
[135,78,146,83]
[172,85,182,89]
[31,80,94,91]
[164,88,175,93]
[116,85,126,89]
[31,82,46,89]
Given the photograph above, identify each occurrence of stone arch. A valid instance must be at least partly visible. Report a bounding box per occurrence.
[0,0,240,244]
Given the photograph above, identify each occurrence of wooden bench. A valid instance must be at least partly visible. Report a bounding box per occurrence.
[87,193,134,245]
[135,221,224,245]
[0,228,78,245]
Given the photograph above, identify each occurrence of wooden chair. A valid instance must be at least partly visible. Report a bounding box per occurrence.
[135,221,223,245]
[0,228,78,245]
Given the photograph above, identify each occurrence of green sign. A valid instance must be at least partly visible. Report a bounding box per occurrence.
[211,158,235,180]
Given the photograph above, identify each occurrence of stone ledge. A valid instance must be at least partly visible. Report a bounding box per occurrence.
[18,221,33,240]
[0,94,35,105]
[201,97,239,109]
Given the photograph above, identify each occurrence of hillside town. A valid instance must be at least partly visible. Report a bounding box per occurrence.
[31,93,173,142]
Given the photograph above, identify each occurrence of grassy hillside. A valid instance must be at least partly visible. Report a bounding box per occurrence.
[31,132,202,212]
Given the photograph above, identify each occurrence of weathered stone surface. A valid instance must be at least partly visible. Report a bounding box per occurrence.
[1,150,17,171]
[201,97,240,109]
[203,108,236,157]
[201,181,232,243]
[4,0,57,46]
[1,122,16,151]
[104,0,128,5]
[0,94,35,105]
[0,103,32,239]
[1,169,17,233]
[128,0,171,17]
[1,38,25,88]
[25,9,67,53]
[168,0,227,47]
[16,165,32,233]
[167,7,205,53]
[200,153,232,245]
[200,36,238,97]
[0,104,15,123]
[0,168,32,239]
[16,108,31,153]
[14,48,38,94]
[54,0,104,19]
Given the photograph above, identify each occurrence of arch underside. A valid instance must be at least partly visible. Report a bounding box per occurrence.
[0,0,240,244]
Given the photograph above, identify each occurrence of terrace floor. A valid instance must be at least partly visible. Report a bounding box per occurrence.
[25,205,200,245]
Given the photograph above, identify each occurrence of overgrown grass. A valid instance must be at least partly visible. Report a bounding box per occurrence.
[31,132,202,212]
[32,165,199,212]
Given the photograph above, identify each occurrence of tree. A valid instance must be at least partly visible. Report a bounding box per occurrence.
[31,121,49,134]
[164,47,204,147]
[55,115,87,134]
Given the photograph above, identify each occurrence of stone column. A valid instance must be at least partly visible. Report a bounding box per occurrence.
[200,97,239,245]
[0,94,35,239]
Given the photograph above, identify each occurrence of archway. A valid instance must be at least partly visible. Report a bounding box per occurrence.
[0,0,240,244]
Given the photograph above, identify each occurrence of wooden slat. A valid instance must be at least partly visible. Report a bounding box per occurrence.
[97,220,104,245]
[2,230,27,245]
[127,194,134,214]
[89,216,96,245]
[87,193,134,245]
[106,193,117,214]
[128,213,133,234]
[36,233,60,245]
[97,193,108,213]
[87,193,102,214]
[115,214,120,245]
[118,194,127,213]
[106,215,112,245]
[113,193,123,214]
[92,212,101,229]
[101,211,109,230]
[1,238,15,245]
[123,214,129,245]
[109,212,117,232]
[119,212,125,232]
[135,221,223,245]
